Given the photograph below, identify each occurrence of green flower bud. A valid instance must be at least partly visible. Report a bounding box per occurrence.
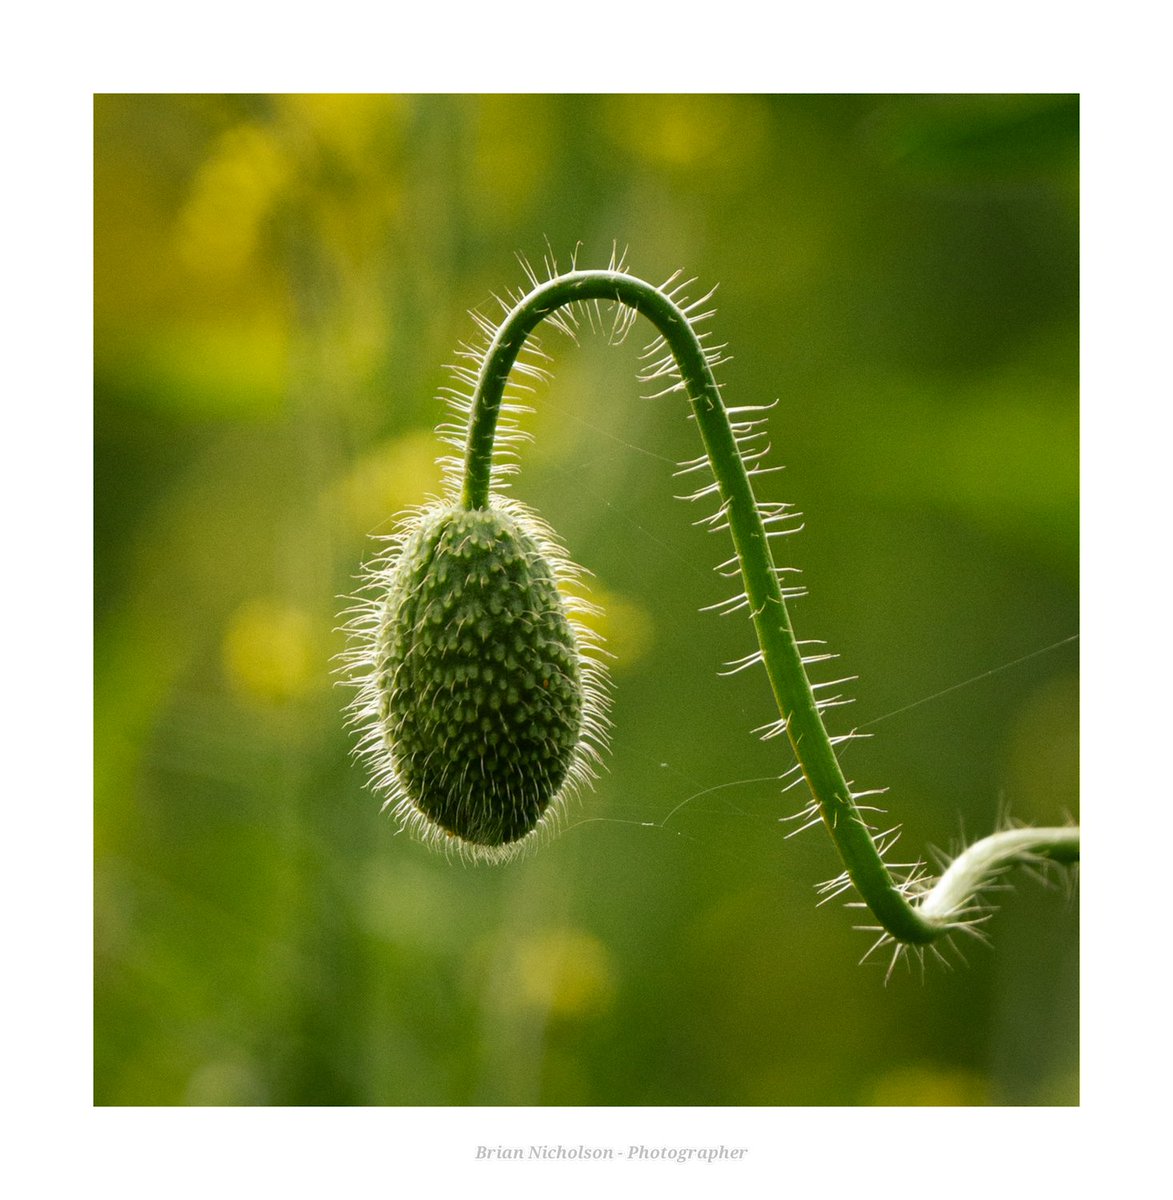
[345,499,608,859]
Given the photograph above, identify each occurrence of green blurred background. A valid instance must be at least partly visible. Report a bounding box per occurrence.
[94,94,1078,1106]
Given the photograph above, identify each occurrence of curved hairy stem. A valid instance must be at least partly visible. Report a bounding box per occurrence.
[461,268,1078,946]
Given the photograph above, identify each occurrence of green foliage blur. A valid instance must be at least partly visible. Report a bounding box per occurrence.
[94,94,1078,1106]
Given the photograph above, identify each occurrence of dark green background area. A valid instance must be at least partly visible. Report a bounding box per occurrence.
[94,93,1078,1106]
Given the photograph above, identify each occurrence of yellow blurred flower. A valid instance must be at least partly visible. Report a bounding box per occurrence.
[222,598,317,705]
[332,431,445,536]
[505,929,617,1021]
[176,123,291,280]
[864,1062,990,1106]
[569,586,653,673]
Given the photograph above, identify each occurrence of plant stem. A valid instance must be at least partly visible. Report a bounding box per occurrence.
[460,268,1078,945]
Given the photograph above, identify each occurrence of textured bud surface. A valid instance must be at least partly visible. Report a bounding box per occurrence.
[375,505,586,848]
